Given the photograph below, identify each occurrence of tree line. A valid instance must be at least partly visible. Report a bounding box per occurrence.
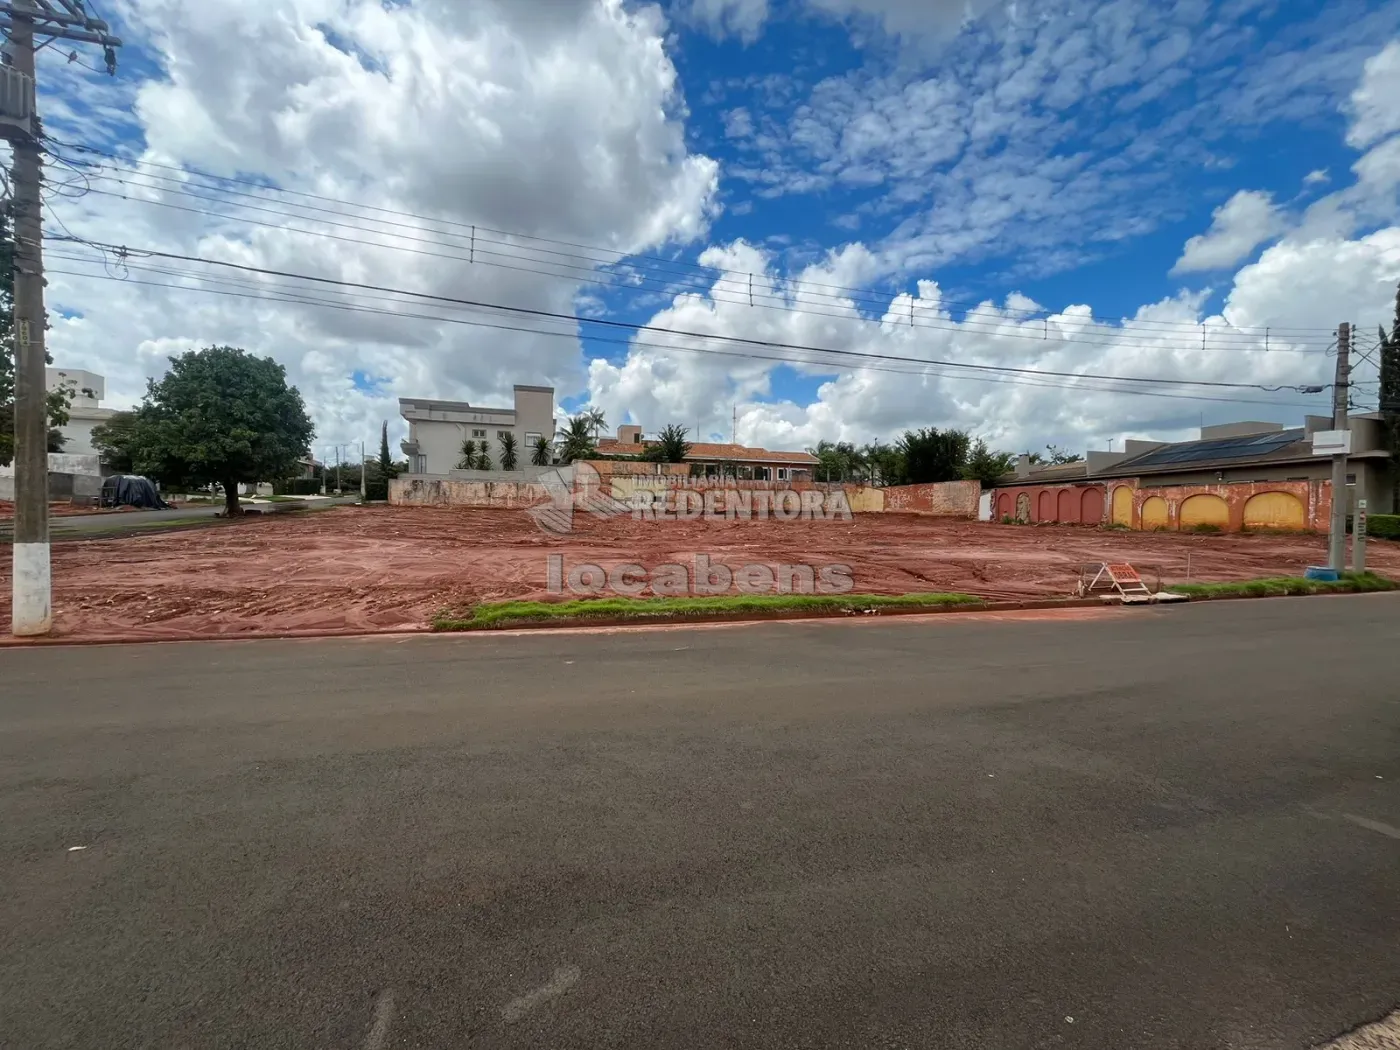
[806,432,1082,487]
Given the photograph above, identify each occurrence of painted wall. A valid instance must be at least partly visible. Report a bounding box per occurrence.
[390,474,981,518]
[992,478,1332,532]
[992,482,1109,525]
[1125,479,1330,532]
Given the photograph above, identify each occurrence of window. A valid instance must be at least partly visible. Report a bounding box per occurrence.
[777,468,788,480]
[472,429,486,438]
[498,430,512,442]
[525,431,542,446]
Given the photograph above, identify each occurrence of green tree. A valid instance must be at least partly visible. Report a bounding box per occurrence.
[1027,444,1084,466]
[647,423,691,463]
[499,431,518,471]
[91,409,139,474]
[457,437,477,470]
[476,440,492,470]
[584,406,607,441]
[897,427,970,484]
[1379,284,1400,508]
[127,346,314,516]
[531,434,553,466]
[556,415,598,464]
[860,440,904,486]
[808,440,865,482]
[378,420,397,479]
[962,438,1016,487]
[0,203,71,466]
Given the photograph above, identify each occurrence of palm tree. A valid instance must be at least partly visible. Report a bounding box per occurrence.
[556,415,598,464]
[531,435,553,466]
[456,437,477,469]
[499,432,518,471]
[584,407,607,441]
[476,440,492,470]
[652,423,691,463]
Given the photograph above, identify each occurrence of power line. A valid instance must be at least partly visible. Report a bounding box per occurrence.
[45,239,1331,398]
[45,180,1334,357]
[42,137,1340,340]
[64,158,1332,349]
[41,261,1325,411]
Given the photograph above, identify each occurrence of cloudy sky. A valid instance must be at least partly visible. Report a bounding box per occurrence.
[27,0,1400,462]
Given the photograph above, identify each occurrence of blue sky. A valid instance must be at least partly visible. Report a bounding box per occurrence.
[33,0,1400,454]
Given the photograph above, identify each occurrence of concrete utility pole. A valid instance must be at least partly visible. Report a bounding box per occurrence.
[0,1,120,636]
[1329,322,1351,573]
[359,440,366,501]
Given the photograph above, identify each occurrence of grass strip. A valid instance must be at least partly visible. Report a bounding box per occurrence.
[434,592,985,631]
[1169,571,1397,599]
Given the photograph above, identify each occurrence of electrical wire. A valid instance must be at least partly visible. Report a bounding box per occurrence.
[41,137,1342,339]
[45,178,1334,359]
[41,262,1326,410]
[44,240,1333,399]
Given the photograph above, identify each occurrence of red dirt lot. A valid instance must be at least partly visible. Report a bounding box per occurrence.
[1,504,1396,642]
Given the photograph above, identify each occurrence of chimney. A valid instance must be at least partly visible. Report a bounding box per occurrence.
[618,424,643,445]
[1015,454,1033,479]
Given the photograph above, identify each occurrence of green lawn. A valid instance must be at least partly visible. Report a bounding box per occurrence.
[433,592,985,631]
[1169,572,1397,599]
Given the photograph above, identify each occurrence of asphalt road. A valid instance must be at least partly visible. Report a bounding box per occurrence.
[2,597,1398,1049]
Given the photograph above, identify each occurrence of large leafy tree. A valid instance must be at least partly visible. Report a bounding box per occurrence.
[857,441,896,486]
[0,203,71,466]
[962,438,1017,487]
[128,346,315,515]
[556,414,598,464]
[808,440,868,482]
[898,427,970,484]
[91,409,139,474]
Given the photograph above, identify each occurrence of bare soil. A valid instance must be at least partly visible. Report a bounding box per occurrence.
[1,505,1394,641]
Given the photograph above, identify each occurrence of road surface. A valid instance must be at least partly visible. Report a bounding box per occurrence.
[0,495,362,534]
[2,596,1398,1048]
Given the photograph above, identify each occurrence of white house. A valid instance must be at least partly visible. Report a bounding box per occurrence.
[46,367,116,458]
[399,385,556,475]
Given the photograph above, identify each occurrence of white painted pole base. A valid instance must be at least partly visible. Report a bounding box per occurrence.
[11,541,52,636]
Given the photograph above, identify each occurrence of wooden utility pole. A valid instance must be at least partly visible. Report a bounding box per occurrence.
[0,2,119,635]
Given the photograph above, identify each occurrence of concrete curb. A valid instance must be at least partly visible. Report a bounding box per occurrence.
[0,597,1116,649]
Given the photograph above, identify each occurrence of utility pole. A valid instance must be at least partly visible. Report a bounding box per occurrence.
[0,1,120,636]
[1329,322,1351,573]
[359,440,366,501]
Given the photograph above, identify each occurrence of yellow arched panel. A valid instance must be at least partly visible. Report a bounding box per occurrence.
[1111,486,1133,526]
[1243,491,1305,530]
[1179,493,1229,529]
[1141,496,1170,530]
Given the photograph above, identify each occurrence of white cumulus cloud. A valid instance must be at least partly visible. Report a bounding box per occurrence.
[1171,191,1284,275]
[1347,40,1400,148]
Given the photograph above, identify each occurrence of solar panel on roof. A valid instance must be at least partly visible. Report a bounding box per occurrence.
[1128,429,1303,468]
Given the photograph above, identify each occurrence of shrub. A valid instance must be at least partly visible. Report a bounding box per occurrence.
[1188,523,1223,534]
[364,478,389,502]
[273,477,322,496]
[1369,513,1400,540]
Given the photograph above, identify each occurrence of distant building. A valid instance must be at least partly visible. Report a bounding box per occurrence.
[46,367,116,458]
[996,416,1395,511]
[399,385,556,475]
[598,424,818,481]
